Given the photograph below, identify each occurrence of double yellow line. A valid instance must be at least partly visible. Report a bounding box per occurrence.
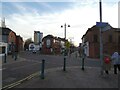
[2,72,40,90]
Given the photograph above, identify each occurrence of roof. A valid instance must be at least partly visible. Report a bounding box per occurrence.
[16,35,23,41]
[42,35,54,41]
[44,35,54,38]
[81,23,115,39]
[81,25,98,39]
[42,34,68,42]
[0,27,15,35]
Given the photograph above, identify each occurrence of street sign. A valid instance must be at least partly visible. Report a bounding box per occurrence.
[96,22,108,28]
[96,22,111,31]
[65,41,70,49]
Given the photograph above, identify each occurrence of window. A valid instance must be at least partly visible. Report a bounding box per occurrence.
[0,46,6,54]
[109,35,112,43]
[46,39,51,48]
[93,35,98,43]
[119,36,120,43]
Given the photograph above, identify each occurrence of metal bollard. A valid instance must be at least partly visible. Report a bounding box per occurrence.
[63,57,66,71]
[81,58,84,70]
[12,52,14,58]
[4,53,6,63]
[76,52,77,58]
[41,59,45,79]
[14,52,17,61]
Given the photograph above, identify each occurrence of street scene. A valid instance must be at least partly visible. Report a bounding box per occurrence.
[0,0,120,89]
[2,51,119,88]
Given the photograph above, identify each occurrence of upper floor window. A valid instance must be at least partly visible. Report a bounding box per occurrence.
[109,35,112,43]
[46,39,51,48]
[93,34,98,43]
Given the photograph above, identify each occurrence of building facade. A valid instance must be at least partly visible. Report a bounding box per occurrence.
[0,18,23,54]
[34,31,43,45]
[82,24,120,58]
[0,27,16,54]
[0,27,23,54]
[42,35,66,55]
[16,35,24,52]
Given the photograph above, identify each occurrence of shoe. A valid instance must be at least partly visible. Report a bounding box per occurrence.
[105,71,109,74]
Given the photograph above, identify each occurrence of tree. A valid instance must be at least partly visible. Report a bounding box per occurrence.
[24,38,33,50]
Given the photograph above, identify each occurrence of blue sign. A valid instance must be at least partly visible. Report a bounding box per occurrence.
[96,22,108,28]
[30,45,34,50]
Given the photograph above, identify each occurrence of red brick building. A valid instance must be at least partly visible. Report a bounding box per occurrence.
[82,24,120,58]
[1,18,24,54]
[8,31,16,44]
[0,27,24,54]
[42,35,66,55]
[16,35,24,52]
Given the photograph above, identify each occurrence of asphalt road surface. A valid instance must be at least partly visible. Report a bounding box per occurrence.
[2,51,101,87]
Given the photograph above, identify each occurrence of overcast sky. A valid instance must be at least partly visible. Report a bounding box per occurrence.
[1,0,119,46]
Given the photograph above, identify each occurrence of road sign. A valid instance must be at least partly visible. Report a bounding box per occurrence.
[96,22,108,28]
[96,22,112,31]
[65,41,70,49]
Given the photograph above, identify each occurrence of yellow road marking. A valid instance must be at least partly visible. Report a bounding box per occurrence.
[2,72,40,90]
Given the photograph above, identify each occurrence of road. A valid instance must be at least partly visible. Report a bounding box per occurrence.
[2,51,101,87]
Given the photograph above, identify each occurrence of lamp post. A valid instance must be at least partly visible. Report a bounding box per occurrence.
[61,23,70,71]
[61,23,70,39]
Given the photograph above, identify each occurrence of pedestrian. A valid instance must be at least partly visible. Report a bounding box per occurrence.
[103,53,112,74]
[11,42,15,58]
[78,47,82,57]
[14,44,18,60]
[81,47,86,70]
[111,52,120,74]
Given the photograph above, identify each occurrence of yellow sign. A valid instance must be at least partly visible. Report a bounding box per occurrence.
[65,41,70,48]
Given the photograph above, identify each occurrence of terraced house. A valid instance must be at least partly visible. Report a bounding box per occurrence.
[42,35,67,55]
[82,23,120,58]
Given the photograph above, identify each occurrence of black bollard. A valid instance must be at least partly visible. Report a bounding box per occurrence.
[4,53,6,63]
[41,59,45,79]
[76,52,77,58]
[12,52,14,58]
[81,58,84,70]
[14,52,17,61]
[63,57,66,71]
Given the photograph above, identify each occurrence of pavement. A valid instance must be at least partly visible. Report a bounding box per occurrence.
[2,53,27,66]
[2,52,120,89]
[13,66,119,88]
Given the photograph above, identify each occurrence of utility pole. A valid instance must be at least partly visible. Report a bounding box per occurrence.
[99,0,103,75]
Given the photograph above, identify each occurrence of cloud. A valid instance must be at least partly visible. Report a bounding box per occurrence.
[3,1,119,46]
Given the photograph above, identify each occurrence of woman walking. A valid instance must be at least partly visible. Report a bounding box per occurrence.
[111,52,120,74]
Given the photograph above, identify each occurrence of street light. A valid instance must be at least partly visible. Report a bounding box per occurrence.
[61,23,70,39]
[61,23,70,71]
